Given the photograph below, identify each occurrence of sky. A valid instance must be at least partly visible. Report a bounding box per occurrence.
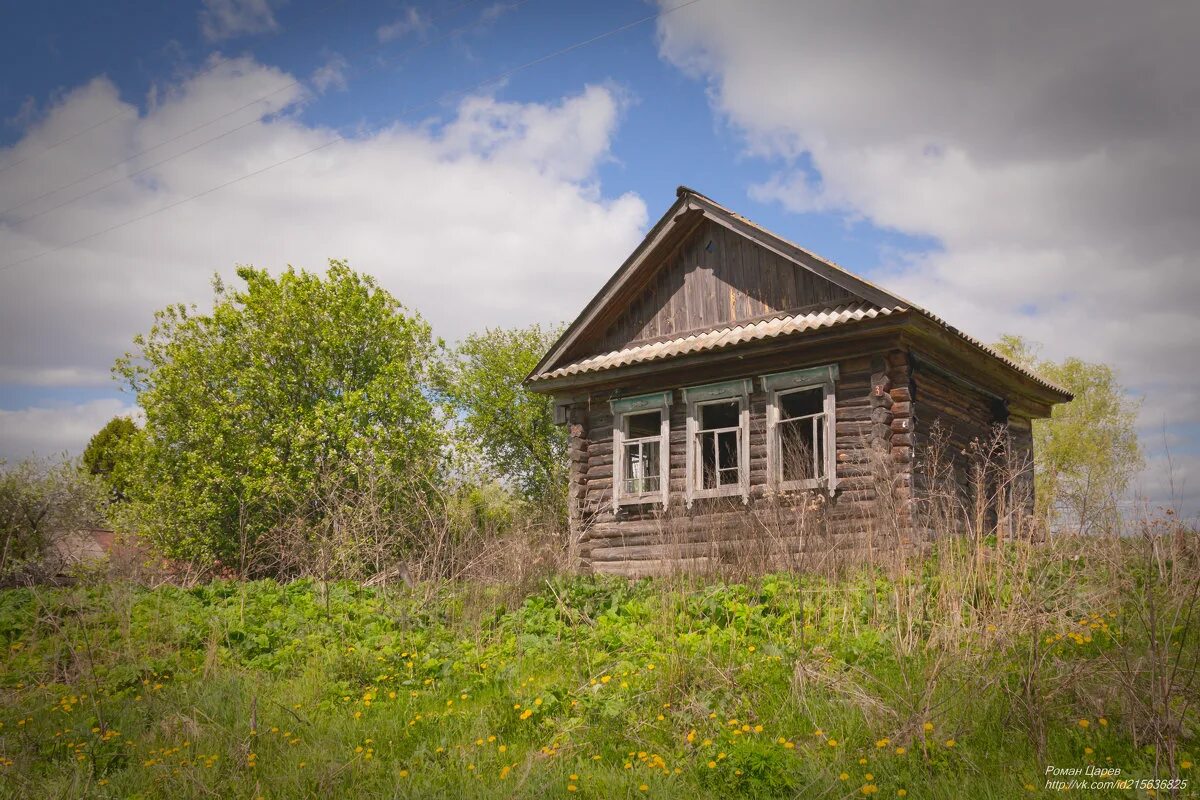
[0,0,1196,515]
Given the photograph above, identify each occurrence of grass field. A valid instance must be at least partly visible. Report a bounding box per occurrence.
[0,535,1196,799]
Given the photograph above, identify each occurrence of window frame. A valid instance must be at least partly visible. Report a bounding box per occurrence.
[610,391,672,509]
[762,365,839,494]
[683,379,751,507]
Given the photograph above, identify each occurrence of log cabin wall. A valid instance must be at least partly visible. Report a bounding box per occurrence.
[909,357,1014,534]
[562,346,915,576]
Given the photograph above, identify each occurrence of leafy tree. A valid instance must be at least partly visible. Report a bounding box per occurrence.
[82,416,138,501]
[0,457,105,576]
[439,324,567,512]
[114,261,446,565]
[994,335,1142,533]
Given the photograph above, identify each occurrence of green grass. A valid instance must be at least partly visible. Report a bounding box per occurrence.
[0,542,1196,798]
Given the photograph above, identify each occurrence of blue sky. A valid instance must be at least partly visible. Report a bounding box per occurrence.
[0,0,1196,514]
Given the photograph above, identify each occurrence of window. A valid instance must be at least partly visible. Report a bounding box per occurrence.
[763,366,838,492]
[622,410,663,496]
[610,391,671,507]
[683,379,751,505]
[697,400,741,490]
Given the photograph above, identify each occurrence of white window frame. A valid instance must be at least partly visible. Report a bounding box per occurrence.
[683,379,751,507]
[762,365,839,493]
[610,391,671,509]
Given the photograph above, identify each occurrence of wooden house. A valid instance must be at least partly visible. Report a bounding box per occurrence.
[525,187,1071,575]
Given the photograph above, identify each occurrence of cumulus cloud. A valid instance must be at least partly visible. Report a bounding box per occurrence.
[199,0,279,42]
[0,57,646,459]
[657,0,1200,511]
[0,399,138,462]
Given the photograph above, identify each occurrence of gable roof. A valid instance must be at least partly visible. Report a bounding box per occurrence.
[526,186,1070,400]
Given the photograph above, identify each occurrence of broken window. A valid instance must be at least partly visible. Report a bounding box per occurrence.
[696,399,742,491]
[776,387,827,484]
[621,410,663,497]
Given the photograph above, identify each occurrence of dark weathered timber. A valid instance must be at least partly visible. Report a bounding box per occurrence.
[591,218,859,355]
[530,189,1066,575]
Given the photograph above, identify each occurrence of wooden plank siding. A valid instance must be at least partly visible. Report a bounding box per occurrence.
[591,219,859,356]
[562,346,916,575]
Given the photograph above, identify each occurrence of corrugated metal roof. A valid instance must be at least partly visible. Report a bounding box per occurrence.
[529,302,902,382]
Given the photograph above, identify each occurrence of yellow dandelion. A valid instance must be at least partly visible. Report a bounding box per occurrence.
[923,722,934,732]
[944,739,956,748]
[840,772,850,781]
[895,746,906,755]
[1078,719,1090,729]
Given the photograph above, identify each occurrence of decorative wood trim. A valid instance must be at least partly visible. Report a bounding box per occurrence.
[611,391,672,510]
[762,365,838,494]
[682,379,751,507]
[760,364,840,393]
[609,390,673,415]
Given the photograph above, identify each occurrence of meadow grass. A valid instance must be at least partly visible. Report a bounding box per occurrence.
[0,534,1196,799]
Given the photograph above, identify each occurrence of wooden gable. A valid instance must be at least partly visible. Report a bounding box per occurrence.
[590,217,862,355]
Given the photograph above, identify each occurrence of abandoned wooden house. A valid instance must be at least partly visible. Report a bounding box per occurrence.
[525,187,1071,575]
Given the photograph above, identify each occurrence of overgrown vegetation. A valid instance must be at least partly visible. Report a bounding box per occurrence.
[993,335,1143,534]
[0,262,1189,798]
[1,527,1195,799]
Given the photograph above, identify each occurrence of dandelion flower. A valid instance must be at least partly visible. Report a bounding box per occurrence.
[944,739,956,748]
[840,772,850,781]
[895,747,906,755]
[1078,719,1090,729]
[923,722,933,732]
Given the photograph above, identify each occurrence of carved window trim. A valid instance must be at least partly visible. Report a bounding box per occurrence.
[610,391,671,509]
[762,365,839,494]
[683,379,751,507]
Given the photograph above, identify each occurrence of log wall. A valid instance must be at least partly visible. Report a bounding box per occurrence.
[563,347,916,576]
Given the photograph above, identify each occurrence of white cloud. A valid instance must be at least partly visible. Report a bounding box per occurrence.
[657,0,1200,511]
[0,399,137,462]
[311,54,348,94]
[377,7,430,43]
[0,58,646,461]
[200,0,279,42]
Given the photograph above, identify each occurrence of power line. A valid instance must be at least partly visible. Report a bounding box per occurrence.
[0,0,705,274]
[0,0,514,226]
[0,0,495,219]
[0,0,354,176]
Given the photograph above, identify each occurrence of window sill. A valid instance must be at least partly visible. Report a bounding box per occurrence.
[689,485,749,504]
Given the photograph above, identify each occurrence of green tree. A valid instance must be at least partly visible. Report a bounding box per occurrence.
[82,416,138,501]
[114,261,446,565]
[994,335,1142,533]
[0,457,105,576]
[439,324,567,513]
